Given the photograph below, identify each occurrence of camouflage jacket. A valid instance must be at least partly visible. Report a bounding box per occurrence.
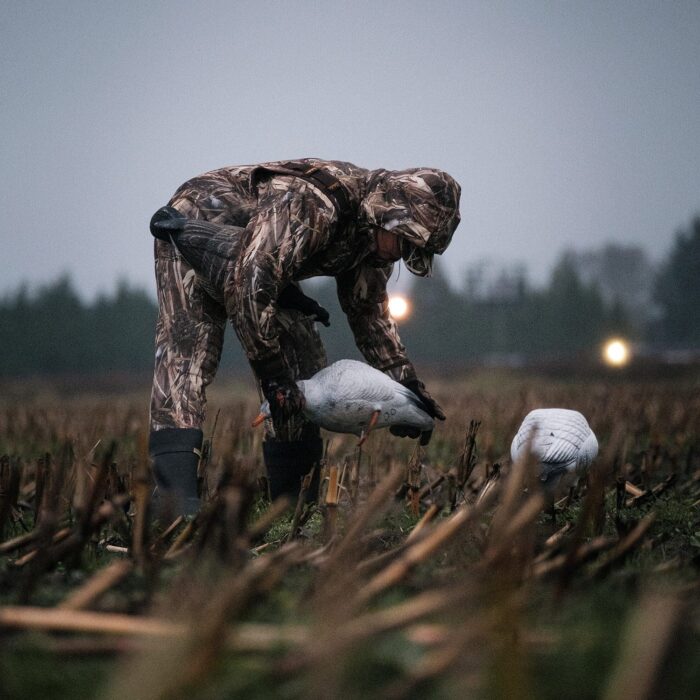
[168,158,460,381]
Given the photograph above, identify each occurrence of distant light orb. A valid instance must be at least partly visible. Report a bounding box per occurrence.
[388,294,410,320]
[603,338,631,367]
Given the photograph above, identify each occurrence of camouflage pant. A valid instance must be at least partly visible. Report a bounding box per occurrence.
[149,200,327,442]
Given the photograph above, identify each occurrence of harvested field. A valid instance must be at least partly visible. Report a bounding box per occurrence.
[1,369,699,699]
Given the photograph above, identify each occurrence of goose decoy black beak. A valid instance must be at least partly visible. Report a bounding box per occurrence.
[150,206,186,241]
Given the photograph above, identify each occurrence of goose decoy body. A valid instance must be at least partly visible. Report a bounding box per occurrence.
[510,408,598,492]
[151,206,330,323]
[253,359,434,444]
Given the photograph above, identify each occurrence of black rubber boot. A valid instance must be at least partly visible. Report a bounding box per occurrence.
[263,437,323,503]
[149,428,202,517]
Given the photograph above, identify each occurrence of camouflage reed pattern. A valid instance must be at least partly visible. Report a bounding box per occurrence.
[150,159,461,439]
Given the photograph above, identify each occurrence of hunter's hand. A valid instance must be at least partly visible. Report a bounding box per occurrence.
[389,378,444,446]
[261,377,306,429]
[277,284,331,327]
[389,424,422,440]
[401,378,446,421]
[310,302,331,327]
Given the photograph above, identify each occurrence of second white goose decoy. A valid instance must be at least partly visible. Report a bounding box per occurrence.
[510,408,598,491]
[253,359,434,444]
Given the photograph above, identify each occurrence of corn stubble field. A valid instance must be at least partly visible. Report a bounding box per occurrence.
[0,369,699,699]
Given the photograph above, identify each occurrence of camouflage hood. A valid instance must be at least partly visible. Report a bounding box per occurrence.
[360,167,461,276]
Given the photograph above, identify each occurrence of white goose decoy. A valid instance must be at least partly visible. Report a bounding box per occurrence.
[510,408,598,491]
[253,359,434,444]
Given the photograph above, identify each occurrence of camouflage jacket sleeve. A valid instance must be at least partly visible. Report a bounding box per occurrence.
[335,264,417,382]
[225,176,336,374]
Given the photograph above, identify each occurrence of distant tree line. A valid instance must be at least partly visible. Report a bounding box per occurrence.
[309,252,632,368]
[0,277,157,376]
[1,216,698,377]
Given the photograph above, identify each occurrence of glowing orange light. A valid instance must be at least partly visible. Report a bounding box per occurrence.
[388,294,410,320]
[603,338,631,367]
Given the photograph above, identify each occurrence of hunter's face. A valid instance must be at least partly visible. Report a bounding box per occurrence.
[371,228,402,263]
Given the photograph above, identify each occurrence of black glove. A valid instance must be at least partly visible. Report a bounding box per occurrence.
[401,378,446,421]
[277,284,331,327]
[261,377,306,430]
[390,423,434,446]
[390,377,445,445]
[390,425,422,440]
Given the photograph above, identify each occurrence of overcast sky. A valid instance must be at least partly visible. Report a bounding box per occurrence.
[2,1,699,298]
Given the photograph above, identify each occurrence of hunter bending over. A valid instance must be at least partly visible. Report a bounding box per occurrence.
[148,158,461,514]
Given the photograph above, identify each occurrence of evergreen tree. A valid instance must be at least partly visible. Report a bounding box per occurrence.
[654,216,700,346]
[402,264,470,364]
[537,253,607,357]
